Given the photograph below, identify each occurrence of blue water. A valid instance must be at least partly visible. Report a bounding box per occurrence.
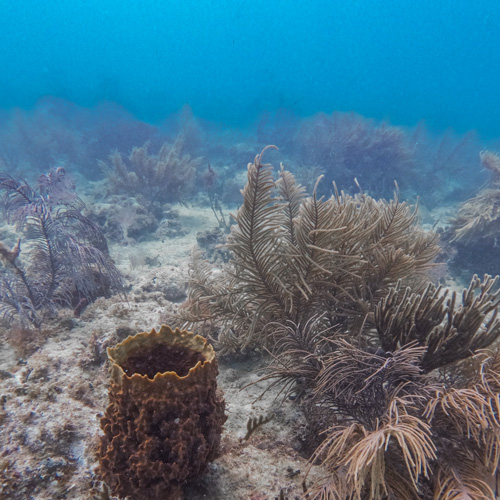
[1,0,499,135]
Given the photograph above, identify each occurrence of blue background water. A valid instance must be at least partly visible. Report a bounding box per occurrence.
[1,0,499,135]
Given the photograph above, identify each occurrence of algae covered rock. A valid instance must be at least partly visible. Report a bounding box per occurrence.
[98,325,226,500]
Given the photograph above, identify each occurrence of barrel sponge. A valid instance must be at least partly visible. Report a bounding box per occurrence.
[98,325,226,500]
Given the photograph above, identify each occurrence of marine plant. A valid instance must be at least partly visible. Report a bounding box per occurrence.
[240,413,275,442]
[182,146,439,353]
[203,162,229,233]
[0,168,123,328]
[100,138,202,215]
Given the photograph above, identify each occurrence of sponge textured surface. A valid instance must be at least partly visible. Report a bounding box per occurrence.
[98,325,226,500]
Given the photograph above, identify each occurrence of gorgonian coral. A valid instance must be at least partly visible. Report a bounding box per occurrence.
[0,169,123,328]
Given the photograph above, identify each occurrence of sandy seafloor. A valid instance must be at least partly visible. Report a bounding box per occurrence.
[0,204,324,500]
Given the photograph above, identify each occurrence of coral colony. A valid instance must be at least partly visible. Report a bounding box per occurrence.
[183,148,500,499]
[0,170,123,329]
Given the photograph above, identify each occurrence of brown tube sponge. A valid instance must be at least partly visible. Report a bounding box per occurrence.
[98,325,226,500]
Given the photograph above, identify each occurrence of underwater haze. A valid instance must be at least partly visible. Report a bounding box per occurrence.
[5,2,500,500]
[1,0,500,134]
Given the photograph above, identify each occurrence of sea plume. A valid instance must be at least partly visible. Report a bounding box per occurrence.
[0,169,123,328]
